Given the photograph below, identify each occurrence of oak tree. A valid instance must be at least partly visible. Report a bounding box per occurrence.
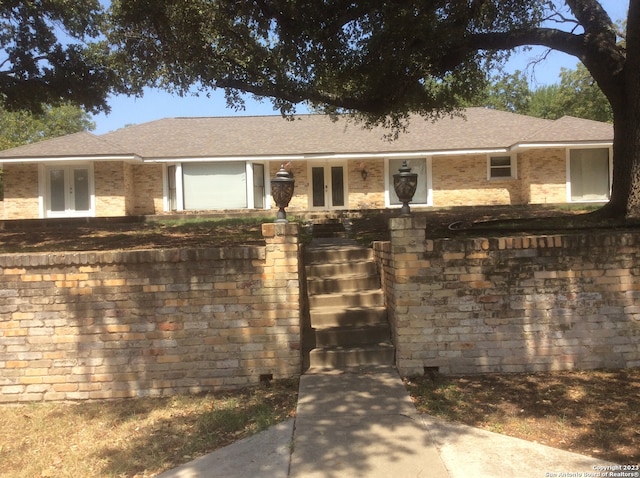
[109,1,636,217]
[0,0,113,113]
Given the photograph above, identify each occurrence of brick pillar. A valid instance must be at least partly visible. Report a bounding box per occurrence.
[261,223,302,377]
[388,216,429,377]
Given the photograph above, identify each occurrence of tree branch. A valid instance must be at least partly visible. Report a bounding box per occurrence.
[469,28,587,60]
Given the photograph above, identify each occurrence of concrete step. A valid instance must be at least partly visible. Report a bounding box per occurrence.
[303,236,394,372]
[305,244,373,265]
[313,324,391,347]
[312,222,346,238]
[309,306,388,328]
[306,274,381,295]
[308,343,395,368]
[306,260,377,279]
[309,290,385,309]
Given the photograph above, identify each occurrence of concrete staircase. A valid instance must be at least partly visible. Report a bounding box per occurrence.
[303,231,394,370]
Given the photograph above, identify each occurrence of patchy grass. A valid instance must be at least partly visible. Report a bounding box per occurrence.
[0,216,273,253]
[0,379,298,478]
[405,368,640,465]
[1,204,632,253]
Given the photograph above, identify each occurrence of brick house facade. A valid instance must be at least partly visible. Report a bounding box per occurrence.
[0,109,613,220]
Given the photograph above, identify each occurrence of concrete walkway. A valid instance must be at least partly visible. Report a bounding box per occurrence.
[158,367,619,478]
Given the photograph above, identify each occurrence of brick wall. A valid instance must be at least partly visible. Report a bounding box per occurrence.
[376,217,640,376]
[0,223,301,402]
[2,164,40,219]
[347,160,386,209]
[94,162,128,216]
[432,154,523,206]
[131,164,164,215]
[521,149,567,204]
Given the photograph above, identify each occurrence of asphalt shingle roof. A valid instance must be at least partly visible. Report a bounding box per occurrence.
[0,131,132,159]
[0,108,614,161]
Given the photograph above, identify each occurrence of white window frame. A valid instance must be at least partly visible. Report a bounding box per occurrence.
[384,157,433,208]
[163,160,270,212]
[487,154,517,180]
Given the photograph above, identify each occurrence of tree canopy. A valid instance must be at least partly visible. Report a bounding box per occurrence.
[472,67,613,122]
[0,0,112,113]
[0,103,95,151]
[109,0,554,126]
[108,1,625,120]
[108,1,640,217]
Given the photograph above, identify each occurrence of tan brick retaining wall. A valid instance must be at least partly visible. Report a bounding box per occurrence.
[0,223,301,402]
[376,217,640,376]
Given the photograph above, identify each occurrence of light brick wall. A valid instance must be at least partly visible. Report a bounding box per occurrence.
[432,154,523,206]
[376,218,640,376]
[131,164,164,215]
[522,148,567,204]
[0,150,578,220]
[347,159,386,209]
[2,164,40,219]
[0,223,302,402]
[94,162,128,216]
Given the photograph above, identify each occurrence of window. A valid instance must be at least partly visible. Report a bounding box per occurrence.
[168,161,269,211]
[182,162,247,210]
[488,155,515,179]
[569,148,610,201]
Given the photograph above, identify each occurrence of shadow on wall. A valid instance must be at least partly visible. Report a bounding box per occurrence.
[51,236,301,401]
[384,220,640,376]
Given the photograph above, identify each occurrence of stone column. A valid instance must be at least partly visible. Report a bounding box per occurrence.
[388,216,429,377]
[261,223,302,378]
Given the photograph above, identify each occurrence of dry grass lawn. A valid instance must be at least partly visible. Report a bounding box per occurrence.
[406,368,640,465]
[0,379,298,478]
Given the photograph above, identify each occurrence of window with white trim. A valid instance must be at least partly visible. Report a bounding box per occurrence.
[488,155,516,179]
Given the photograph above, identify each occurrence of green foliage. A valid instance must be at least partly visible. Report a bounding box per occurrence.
[0,104,95,151]
[524,64,612,122]
[552,64,613,122]
[0,0,113,113]
[527,84,563,119]
[108,0,550,126]
[470,65,612,123]
[469,71,532,113]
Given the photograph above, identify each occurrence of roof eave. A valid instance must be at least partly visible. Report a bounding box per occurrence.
[512,140,613,151]
[141,147,512,163]
[0,154,142,165]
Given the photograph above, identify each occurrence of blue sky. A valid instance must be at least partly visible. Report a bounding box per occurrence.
[92,1,629,134]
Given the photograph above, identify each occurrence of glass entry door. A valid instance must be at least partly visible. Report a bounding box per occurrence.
[46,165,92,217]
[311,164,346,209]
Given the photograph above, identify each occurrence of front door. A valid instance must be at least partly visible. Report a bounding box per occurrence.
[310,164,346,209]
[45,165,92,217]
